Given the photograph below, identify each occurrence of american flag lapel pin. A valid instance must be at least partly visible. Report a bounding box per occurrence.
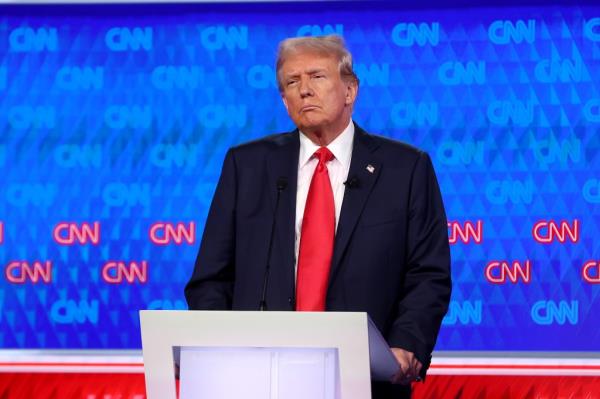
[366,164,375,174]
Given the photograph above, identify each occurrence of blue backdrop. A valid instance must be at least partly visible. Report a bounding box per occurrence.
[0,2,599,351]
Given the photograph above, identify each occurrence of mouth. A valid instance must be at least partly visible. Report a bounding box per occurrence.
[300,105,319,112]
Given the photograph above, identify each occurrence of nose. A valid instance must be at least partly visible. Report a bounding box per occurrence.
[299,77,314,98]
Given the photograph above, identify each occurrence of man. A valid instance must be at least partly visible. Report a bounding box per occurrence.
[185,35,451,398]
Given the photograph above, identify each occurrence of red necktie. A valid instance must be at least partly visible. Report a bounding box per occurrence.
[296,147,335,311]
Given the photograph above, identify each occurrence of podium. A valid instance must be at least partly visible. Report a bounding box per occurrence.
[140,310,399,399]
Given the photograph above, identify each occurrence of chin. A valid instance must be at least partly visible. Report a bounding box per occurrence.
[299,118,326,131]
[300,125,323,135]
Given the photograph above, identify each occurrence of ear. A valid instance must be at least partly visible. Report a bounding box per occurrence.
[345,81,358,106]
[281,93,290,112]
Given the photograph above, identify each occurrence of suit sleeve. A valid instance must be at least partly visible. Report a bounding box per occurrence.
[386,151,452,375]
[184,148,237,310]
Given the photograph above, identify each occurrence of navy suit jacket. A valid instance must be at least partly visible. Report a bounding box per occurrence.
[185,123,451,376]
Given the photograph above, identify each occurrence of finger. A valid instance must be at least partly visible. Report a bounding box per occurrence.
[392,375,410,385]
[406,356,420,374]
[398,375,413,386]
[395,359,409,378]
[390,371,403,384]
[408,355,418,369]
[415,361,423,376]
[395,368,416,386]
[409,363,419,378]
[391,369,410,385]
[401,362,410,375]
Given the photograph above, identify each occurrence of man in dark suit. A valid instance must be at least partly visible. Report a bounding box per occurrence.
[185,35,451,398]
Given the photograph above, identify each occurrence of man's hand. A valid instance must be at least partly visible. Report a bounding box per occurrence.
[390,348,422,385]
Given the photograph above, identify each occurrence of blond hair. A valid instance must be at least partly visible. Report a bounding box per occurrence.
[275,34,359,92]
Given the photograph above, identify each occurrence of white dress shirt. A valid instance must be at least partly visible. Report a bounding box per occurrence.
[294,120,355,276]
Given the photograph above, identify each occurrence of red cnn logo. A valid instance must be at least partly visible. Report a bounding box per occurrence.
[485,260,531,284]
[448,220,483,244]
[583,261,600,283]
[149,222,195,245]
[532,220,579,243]
[53,222,100,245]
[102,261,148,284]
[5,261,52,284]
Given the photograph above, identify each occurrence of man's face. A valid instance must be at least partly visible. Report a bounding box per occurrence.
[279,51,357,136]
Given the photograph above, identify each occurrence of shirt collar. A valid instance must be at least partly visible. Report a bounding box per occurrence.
[298,120,355,169]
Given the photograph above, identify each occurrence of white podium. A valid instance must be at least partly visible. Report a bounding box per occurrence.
[140,311,399,399]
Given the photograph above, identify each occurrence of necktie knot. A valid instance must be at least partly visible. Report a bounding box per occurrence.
[314,147,334,164]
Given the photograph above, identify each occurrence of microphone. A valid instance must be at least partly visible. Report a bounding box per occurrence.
[259,177,288,311]
[344,176,360,189]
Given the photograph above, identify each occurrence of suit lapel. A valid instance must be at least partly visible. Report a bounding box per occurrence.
[329,125,381,282]
[266,130,300,290]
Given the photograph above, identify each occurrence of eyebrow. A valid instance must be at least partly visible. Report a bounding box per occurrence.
[284,67,328,79]
[306,68,327,75]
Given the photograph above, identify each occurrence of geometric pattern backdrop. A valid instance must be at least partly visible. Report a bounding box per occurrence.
[0,2,599,351]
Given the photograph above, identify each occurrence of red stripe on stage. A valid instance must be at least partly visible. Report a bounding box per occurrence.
[431,364,600,370]
[0,373,148,398]
[413,375,600,398]
[0,362,144,367]
[0,372,599,398]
